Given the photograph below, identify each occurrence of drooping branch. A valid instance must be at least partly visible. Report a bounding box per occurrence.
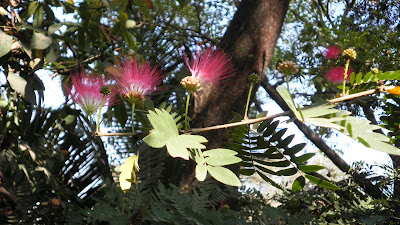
[260,78,384,198]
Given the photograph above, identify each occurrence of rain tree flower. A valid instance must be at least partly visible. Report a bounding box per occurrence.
[181,47,234,91]
[278,61,299,75]
[342,48,357,60]
[325,66,354,84]
[112,58,164,105]
[324,46,342,59]
[64,72,115,116]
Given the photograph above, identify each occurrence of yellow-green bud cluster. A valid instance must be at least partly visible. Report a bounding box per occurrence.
[278,61,299,75]
[248,73,260,83]
[181,76,201,92]
[342,48,357,60]
[100,86,112,95]
[371,68,379,74]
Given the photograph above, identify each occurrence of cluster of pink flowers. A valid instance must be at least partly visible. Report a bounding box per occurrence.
[324,66,353,84]
[64,72,116,116]
[182,47,234,88]
[323,46,354,84]
[110,58,164,105]
[65,46,234,115]
[324,46,341,59]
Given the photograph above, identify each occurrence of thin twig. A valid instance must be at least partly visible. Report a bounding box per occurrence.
[95,88,384,136]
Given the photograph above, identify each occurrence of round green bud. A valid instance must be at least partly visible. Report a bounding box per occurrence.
[248,73,260,83]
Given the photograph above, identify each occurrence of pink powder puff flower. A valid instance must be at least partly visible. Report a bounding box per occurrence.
[65,72,116,116]
[325,66,354,84]
[111,58,164,104]
[181,47,234,91]
[324,46,342,59]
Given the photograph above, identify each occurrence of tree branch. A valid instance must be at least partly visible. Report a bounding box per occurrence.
[260,78,384,198]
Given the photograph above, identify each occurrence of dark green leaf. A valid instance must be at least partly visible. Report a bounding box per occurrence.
[298,165,324,173]
[291,153,315,164]
[257,171,283,190]
[276,134,294,148]
[238,168,255,176]
[269,128,287,142]
[254,159,290,167]
[305,175,340,190]
[255,165,276,175]
[284,143,306,156]
[276,168,297,176]
[257,118,272,133]
[263,120,279,137]
[292,176,305,192]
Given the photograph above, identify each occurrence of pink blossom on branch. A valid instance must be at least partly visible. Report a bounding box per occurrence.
[64,72,116,116]
[111,58,164,104]
[182,47,234,91]
[325,66,354,84]
[324,46,342,59]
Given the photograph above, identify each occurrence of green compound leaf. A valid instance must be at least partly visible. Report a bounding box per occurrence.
[143,109,207,159]
[119,155,139,191]
[143,109,178,148]
[166,134,207,160]
[305,175,340,190]
[207,165,241,187]
[292,176,305,192]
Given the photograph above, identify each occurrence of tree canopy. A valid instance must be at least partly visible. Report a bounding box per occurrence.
[1,0,400,224]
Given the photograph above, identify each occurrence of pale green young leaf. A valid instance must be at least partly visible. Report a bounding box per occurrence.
[277,87,301,119]
[143,109,178,148]
[166,134,207,160]
[207,166,241,186]
[203,148,238,157]
[119,155,139,191]
[205,155,242,166]
[195,164,207,181]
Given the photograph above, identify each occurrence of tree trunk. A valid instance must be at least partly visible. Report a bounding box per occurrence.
[182,0,290,185]
[192,0,290,146]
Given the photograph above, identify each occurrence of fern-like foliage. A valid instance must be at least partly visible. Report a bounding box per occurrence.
[227,113,339,192]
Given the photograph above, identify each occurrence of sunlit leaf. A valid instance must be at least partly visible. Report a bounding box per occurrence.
[195,164,207,181]
[207,165,241,187]
[0,30,12,58]
[7,72,37,105]
[292,176,305,192]
[119,155,139,191]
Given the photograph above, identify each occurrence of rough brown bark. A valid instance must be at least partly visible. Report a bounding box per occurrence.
[181,0,290,185]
